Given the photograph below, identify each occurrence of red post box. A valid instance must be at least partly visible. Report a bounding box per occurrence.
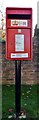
[6,7,32,60]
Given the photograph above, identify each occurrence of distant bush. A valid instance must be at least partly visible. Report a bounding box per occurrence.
[0,38,5,43]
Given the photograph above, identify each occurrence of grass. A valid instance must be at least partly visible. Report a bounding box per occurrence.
[2,85,15,118]
[2,84,39,119]
[21,85,38,118]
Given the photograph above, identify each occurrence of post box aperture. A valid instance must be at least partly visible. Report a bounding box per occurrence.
[6,8,32,60]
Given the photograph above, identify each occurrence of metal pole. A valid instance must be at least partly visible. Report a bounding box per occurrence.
[15,60,21,118]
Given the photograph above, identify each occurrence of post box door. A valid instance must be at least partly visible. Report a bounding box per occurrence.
[6,28,31,60]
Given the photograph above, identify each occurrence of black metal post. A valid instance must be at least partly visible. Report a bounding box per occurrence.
[15,60,21,118]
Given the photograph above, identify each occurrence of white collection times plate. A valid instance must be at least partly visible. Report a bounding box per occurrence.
[15,34,24,51]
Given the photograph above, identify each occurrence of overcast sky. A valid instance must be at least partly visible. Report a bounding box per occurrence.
[0,0,38,35]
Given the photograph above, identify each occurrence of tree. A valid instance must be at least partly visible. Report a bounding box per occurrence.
[34,24,37,37]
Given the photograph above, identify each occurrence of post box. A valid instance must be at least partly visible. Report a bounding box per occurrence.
[6,7,32,60]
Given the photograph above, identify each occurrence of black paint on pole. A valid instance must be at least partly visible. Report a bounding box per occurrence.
[15,60,21,118]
